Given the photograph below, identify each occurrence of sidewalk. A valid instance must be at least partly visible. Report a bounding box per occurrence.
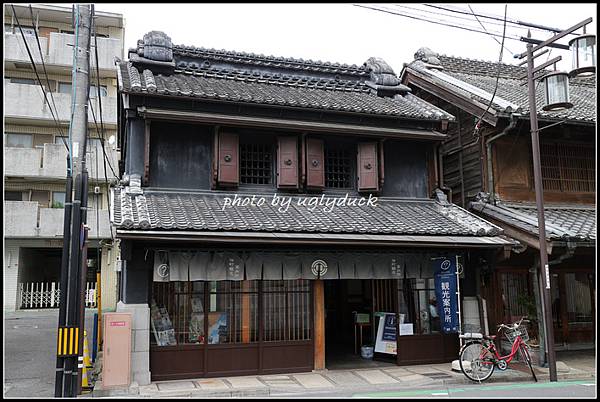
[89,354,595,398]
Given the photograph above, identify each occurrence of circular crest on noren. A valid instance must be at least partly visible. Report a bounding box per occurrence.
[441,259,451,272]
[157,263,170,278]
[311,259,328,277]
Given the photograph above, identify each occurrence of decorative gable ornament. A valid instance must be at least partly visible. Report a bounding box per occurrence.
[364,57,411,97]
[414,47,443,69]
[138,31,173,62]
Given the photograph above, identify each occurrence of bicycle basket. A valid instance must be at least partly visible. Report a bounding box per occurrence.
[505,325,529,343]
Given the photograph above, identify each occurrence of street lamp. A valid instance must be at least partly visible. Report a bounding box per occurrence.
[541,71,572,111]
[515,17,594,383]
[569,34,596,77]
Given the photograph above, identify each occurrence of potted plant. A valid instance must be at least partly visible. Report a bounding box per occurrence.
[515,293,541,365]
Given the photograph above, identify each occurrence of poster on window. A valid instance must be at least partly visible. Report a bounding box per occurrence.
[433,257,459,334]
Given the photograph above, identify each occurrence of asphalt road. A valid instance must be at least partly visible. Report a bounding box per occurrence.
[4,309,97,398]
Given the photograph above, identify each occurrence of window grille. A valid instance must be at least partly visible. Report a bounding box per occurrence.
[263,280,311,342]
[325,147,352,188]
[539,142,595,193]
[240,142,273,185]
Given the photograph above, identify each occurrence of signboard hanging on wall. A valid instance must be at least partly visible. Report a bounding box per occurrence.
[433,257,459,334]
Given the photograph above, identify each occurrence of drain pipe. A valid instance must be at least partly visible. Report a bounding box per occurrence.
[485,114,519,201]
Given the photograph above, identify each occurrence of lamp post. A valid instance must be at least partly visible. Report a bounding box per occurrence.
[516,17,595,383]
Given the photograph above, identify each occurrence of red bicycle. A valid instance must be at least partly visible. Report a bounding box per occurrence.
[458,317,537,382]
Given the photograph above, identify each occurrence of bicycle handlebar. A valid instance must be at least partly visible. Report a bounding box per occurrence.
[496,316,529,332]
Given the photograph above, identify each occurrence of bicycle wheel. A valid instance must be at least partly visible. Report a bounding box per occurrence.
[459,341,495,382]
[520,344,537,382]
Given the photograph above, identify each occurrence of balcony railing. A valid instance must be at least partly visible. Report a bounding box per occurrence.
[4,32,122,73]
[4,201,112,239]
[3,82,117,125]
[4,143,118,180]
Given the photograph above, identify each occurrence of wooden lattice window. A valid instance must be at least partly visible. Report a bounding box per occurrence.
[240,142,273,185]
[539,141,595,193]
[325,147,353,188]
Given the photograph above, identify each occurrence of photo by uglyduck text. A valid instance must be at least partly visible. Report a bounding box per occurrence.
[222,193,378,213]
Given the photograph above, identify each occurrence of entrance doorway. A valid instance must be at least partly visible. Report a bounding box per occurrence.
[324,280,396,370]
[551,271,595,348]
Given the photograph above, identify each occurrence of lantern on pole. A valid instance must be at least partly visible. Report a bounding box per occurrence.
[568,34,596,77]
[541,71,573,111]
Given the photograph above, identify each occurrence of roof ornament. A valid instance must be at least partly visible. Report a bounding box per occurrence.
[139,31,173,62]
[414,47,443,69]
[364,57,411,97]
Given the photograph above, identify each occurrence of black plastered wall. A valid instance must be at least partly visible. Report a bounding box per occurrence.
[149,122,212,189]
[381,140,429,198]
[121,241,152,305]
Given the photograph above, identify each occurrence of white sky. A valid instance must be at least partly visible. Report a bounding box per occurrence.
[92,3,597,73]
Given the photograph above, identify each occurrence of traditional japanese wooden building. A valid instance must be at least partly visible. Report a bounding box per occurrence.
[400,48,596,355]
[111,32,513,384]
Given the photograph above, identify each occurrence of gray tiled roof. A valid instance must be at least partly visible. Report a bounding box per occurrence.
[111,188,502,237]
[407,54,596,123]
[172,45,369,77]
[118,62,454,120]
[470,201,596,241]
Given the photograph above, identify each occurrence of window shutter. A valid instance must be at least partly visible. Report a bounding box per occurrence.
[357,142,379,191]
[306,138,324,189]
[217,132,239,186]
[277,136,299,188]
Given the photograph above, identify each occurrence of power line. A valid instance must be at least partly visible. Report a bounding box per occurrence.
[473,4,508,141]
[353,4,524,43]
[10,4,70,155]
[91,4,116,240]
[467,4,515,56]
[27,5,69,140]
[385,3,519,41]
[423,3,571,35]
[394,3,522,33]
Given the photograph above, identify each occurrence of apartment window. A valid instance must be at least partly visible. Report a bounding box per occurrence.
[5,191,25,201]
[9,77,37,86]
[31,190,51,208]
[5,25,36,35]
[58,82,107,97]
[539,141,595,193]
[324,145,353,189]
[240,140,273,185]
[5,133,33,148]
[52,192,66,208]
[90,85,108,98]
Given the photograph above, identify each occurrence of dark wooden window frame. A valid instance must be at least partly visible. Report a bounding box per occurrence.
[536,140,595,194]
[239,135,276,186]
[150,279,313,380]
[324,139,356,190]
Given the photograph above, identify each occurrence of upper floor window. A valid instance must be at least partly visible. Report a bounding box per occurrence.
[9,77,37,86]
[5,25,36,35]
[5,133,33,148]
[5,191,25,201]
[325,145,353,189]
[240,140,273,185]
[58,82,107,97]
[52,192,66,208]
[540,141,595,193]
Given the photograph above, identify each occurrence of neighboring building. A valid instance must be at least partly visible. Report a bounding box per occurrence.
[111,31,512,384]
[400,48,596,354]
[3,4,124,312]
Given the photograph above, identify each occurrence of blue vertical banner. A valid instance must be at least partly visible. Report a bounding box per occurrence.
[434,257,459,334]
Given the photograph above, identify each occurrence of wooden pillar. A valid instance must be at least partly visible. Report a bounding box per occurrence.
[313,279,325,370]
[242,280,251,343]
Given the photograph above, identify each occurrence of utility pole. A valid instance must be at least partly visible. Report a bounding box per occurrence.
[55,4,92,397]
[516,17,594,383]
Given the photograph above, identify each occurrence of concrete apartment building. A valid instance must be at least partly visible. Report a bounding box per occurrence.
[4,4,124,312]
